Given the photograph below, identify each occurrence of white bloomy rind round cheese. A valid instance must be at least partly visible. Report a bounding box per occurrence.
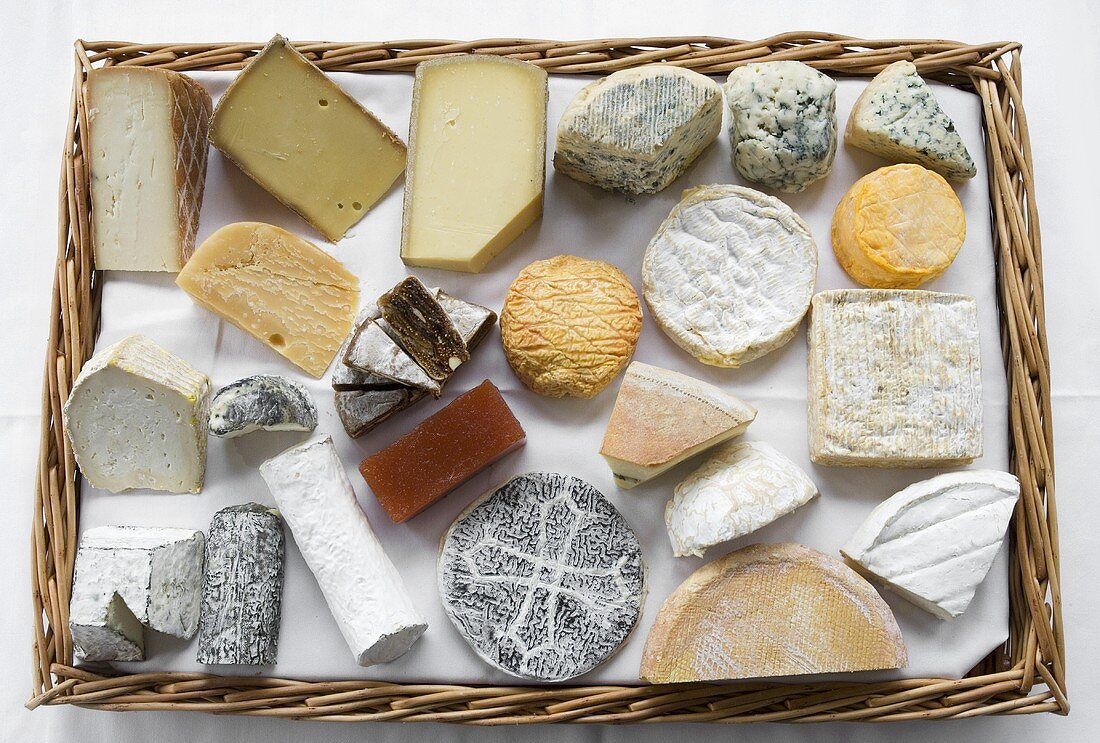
[259,436,427,666]
[723,61,837,193]
[63,334,210,493]
[841,470,1020,620]
[70,526,206,661]
[643,185,817,367]
[554,65,722,195]
[666,442,818,558]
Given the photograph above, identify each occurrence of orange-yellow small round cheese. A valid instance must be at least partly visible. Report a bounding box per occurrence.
[831,164,965,288]
[501,255,642,398]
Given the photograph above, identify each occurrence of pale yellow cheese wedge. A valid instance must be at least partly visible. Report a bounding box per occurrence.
[831,164,965,289]
[177,222,359,378]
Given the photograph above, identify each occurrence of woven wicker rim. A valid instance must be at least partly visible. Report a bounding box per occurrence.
[27,34,1065,723]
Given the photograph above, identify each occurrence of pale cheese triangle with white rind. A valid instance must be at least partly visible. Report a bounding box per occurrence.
[600,361,756,488]
[841,470,1020,620]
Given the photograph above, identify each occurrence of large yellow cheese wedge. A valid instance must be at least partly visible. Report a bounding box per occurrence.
[831,164,965,288]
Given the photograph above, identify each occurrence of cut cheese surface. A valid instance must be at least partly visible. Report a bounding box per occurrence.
[176,222,359,378]
[640,543,907,681]
[401,55,547,273]
[87,67,211,271]
[832,164,966,288]
[211,36,406,241]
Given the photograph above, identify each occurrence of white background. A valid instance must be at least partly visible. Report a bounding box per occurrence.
[2,1,1096,740]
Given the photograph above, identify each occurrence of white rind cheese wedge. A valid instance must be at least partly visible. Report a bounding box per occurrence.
[841,470,1020,620]
[554,65,722,195]
[70,526,206,660]
[665,442,818,558]
[845,61,976,180]
[724,61,837,193]
[87,67,211,271]
[643,185,817,367]
[600,362,756,488]
[63,334,210,493]
[259,437,427,666]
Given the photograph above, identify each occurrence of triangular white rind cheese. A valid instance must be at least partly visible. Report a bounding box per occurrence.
[840,470,1020,620]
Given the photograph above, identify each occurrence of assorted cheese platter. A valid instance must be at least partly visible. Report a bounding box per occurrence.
[28,34,1063,723]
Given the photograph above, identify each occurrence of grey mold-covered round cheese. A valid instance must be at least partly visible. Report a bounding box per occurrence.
[208,375,317,438]
[438,473,646,682]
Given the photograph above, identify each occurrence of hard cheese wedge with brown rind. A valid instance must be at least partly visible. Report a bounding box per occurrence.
[176,222,359,378]
[640,543,907,681]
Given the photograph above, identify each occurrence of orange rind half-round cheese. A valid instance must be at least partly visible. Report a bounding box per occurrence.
[831,164,965,289]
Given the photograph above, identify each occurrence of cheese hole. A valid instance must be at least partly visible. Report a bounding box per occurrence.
[268,333,285,348]
[318,98,329,107]
[352,201,362,211]
[337,202,344,209]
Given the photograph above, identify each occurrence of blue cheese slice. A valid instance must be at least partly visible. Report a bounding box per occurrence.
[554,66,722,195]
[845,61,976,180]
[208,374,317,438]
[197,504,285,665]
[841,471,1019,619]
[62,334,210,493]
[724,61,837,192]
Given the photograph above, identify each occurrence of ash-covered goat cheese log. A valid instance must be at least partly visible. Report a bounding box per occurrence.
[723,61,837,192]
[259,437,427,666]
[208,375,317,438]
[197,504,285,665]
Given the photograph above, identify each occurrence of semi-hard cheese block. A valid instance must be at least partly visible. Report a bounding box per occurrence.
[197,504,285,665]
[401,55,548,273]
[665,442,818,558]
[211,36,406,241]
[208,375,317,438]
[640,543,907,682]
[643,185,817,367]
[808,289,983,467]
[842,471,1019,619]
[259,437,427,666]
[832,164,966,288]
[63,334,210,494]
[554,65,722,195]
[87,67,212,271]
[360,380,525,522]
[846,61,976,180]
[600,362,756,488]
[70,526,205,661]
[439,473,646,681]
[176,222,359,378]
[724,61,837,193]
[502,255,642,398]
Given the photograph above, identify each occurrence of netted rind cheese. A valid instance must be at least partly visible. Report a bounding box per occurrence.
[832,164,966,288]
[846,61,976,180]
[842,471,1019,619]
[502,255,642,398]
[439,473,646,682]
[665,442,818,558]
[63,334,210,493]
[643,185,817,367]
[723,61,837,192]
[554,66,722,195]
[640,543,907,682]
[208,375,317,438]
[808,289,983,467]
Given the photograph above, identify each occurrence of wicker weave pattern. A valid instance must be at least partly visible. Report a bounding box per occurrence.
[27,34,1065,723]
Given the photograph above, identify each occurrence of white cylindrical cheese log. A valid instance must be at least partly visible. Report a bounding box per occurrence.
[259,436,427,666]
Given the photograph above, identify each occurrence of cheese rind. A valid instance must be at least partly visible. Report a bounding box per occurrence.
[808,289,983,467]
[176,222,359,378]
[846,61,976,180]
[831,164,966,289]
[87,67,211,271]
[665,442,818,558]
[401,55,548,273]
[63,334,210,493]
[600,362,756,488]
[723,61,837,192]
[554,65,722,195]
[211,36,406,241]
[841,471,1019,619]
[208,375,317,438]
[259,437,427,666]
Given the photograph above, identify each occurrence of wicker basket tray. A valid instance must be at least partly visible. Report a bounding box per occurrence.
[27,33,1065,723]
